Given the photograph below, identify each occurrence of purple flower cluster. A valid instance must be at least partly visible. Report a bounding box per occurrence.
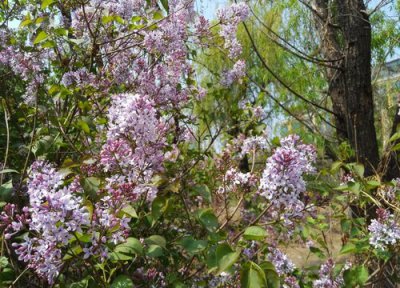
[61,68,110,92]
[383,178,400,201]
[101,93,166,202]
[259,135,316,208]
[313,259,344,288]
[221,60,246,86]
[81,197,131,260]
[217,2,249,58]
[240,135,268,156]
[68,0,200,106]
[267,247,295,276]
[0,47,44,104]
[12,161,90,284]
[368,208,400,250]
[0,204,30,240]
[218,168,257,194]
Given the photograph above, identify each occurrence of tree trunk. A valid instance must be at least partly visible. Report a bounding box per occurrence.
[313,0,379,176]
[312,1,398,286]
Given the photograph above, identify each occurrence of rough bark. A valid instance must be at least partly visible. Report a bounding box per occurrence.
[313,0,380,176]
[310,2,400,286]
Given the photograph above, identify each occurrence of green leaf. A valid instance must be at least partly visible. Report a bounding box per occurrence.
[131,16,141,22]
[216,243,241,273]
[35,17,46,24]
[153,11,164,20]
[343,265,369,287]
[192,185,211,203]
[114,16,124,24]
[111,275,134,288]
[0,181,13,202]
[366,180,380,188]
[309,246,325,258]
[349,182,361,195]
[41,0,54,9]
[63,245,82,260]
[159,0,169,12]
[389,132,400,142]
[146,245,164,257]
[243,226,267,241]
[353,164,364,177]
[240,262,267,288]
[54,28,69,37]
[259,261,280,288]
[264,269,280,288]
[197,209,219,232]
[41,40,55,48]
[82,177,100,196]
[20,18,32,27]
[179,237,207,255]
[0,169,19,174]
[75,232,91,243]
[392,142,400,151]
[0,257,8,268]
[331,161,343,172]
[340,243,356,255]
[67,276,93,288]
[32,135,54,156]
[145,235,166,249]
[33,31,48,45]
[151,196,169,222]
[109,252,133,261]
[102,15,114,24]
[70,38,85,45]
[120,205,138,218]
[77,119,90,134]
[115,237,143,255]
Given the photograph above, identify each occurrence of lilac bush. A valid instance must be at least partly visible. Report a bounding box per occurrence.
[0,0,399,287]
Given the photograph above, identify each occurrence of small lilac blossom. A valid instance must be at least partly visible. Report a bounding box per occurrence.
[217,2,249,58]
[101,93,166,201]
[0,204,30,239]
[221,60,246,86]
[252,106,265,119]
[368,208,400,250]
[12,161,90,284]
[268,248,295,276]
[340,173,355,185]
[285,276,300,288]
[313,259,344,288]
[259,135,316,208]
[0,47,44,104]
[383,178,400,201]
[240,135,268,156]
[218,168,257,194]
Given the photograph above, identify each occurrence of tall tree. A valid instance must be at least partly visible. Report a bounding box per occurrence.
[311,0,380,176]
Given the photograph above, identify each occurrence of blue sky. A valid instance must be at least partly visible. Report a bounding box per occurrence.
[194,0,227,19]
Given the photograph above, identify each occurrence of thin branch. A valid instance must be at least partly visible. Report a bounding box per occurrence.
[241,20,337,116]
